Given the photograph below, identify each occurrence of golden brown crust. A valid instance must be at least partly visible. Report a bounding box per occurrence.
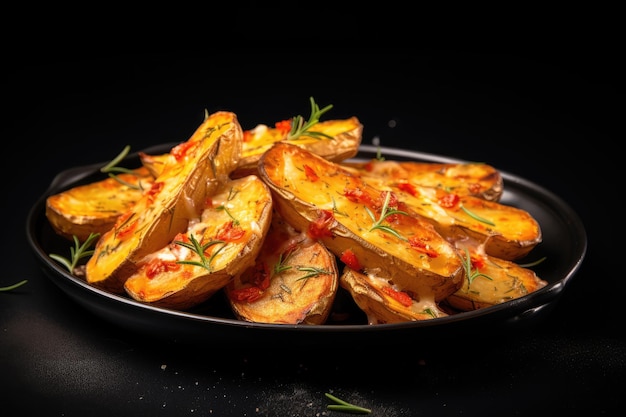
[86,111,243,293]
[225,211,338,324]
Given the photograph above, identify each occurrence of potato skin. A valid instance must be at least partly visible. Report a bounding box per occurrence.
[86,111,243,293]
[258,142,464,303]
[225,210,338,325]
[342,160,504,201]
[123,175,273,310]
[340,267,449,324]
[353,166,542,260]
[45,167,155,242]
[233,117,363,178]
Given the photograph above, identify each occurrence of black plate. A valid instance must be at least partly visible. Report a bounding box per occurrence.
[26,144,587,347]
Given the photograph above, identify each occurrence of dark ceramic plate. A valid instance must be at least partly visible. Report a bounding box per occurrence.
[26,144,587,347]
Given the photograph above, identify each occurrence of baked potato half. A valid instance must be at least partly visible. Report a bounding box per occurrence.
[357,172,542,260]
[342,159,504,201]
[340,267,449,324]
[123,175,273,310]
[258,142,465,303]
[445,242,548,311]
[45,166,155,242]
[86,111,243,293]
[224,210,338,324]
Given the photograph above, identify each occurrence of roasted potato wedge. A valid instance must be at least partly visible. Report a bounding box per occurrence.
[86,111,243,293]
[258,142,464,303]
[225,210,338,324]
[445,241,548,311]
[45,167,155,241]
[342,159,504,201]
[123,175,273,310]
[356,172,542,260]
[233,116,363,177]
[340,267,449,324]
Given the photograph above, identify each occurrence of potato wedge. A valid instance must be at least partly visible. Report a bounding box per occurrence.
[233,116,363,177]
[258,142,464,303]
[356,173,542,260]
[86,111,243,293]
[45,167,155,241]
[224,210,338,324]
[342,159,504,201]
[445,241,548,311]
[123,175,273,310]
[340,267,449,324]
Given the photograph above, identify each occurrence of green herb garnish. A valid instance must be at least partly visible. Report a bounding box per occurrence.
[100,145,143,190]
[325,393,371,414]
[174,234,225,272]
[460,205,495,226]
[49,232,100,274]
[286,97,334,141]
[0,280,28,292]
[519,257,547,268]
[459,247,493,285]
[366,191,408,240]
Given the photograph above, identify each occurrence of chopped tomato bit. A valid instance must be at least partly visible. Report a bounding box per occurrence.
[146,182,164,204]
[171,140,197,161]
[381,286,413,307]
[408,237,439,258]
[145,259,181,279]
[303,164,319,182]
[243,130,254,142]
[438,193,460,209]
[340,249,362,271]
[308,210,334,239]
[216,221,246,242]
[343,187,373,205]
[275,119,292,136]
[470,254,486,270]
[230,286,263,302]
[397,181,419,197]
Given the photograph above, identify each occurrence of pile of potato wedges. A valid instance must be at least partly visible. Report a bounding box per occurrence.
[45,98,547,325]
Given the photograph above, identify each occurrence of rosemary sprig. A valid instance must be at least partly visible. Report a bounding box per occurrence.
[0,280,28,292]
[216,205,240,226]
[49,232,100,274]
[295,266,331,281]
[174,234,225,272]
[286,97,334,141]
[460,205,495,226]
[459,247,493,285]
[274,251,294,275]
[366,191,408,240]
[325,393,371,414]
[100,145,143,190]
[519,256,547,268]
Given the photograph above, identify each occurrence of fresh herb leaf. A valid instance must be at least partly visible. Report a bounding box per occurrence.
[100,145,143,190]
[174,234,225,272]
[460,205,495,226]
[49,232,100,274]
[325,393,371,414]
[459,247,493,285]
[0,280,28,292]
[286,97,334,141]
[519,257,547,268]
[366,191,408,240]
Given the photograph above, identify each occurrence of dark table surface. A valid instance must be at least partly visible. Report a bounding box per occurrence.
[2,49,623,416]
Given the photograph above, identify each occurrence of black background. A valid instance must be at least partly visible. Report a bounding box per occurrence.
[1,18,623,417]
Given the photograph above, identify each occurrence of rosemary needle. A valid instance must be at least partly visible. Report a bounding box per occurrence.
[0,280,28,292]
[325,393,372,414]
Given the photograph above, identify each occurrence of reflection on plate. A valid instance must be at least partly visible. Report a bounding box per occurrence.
[26,144,587,346]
